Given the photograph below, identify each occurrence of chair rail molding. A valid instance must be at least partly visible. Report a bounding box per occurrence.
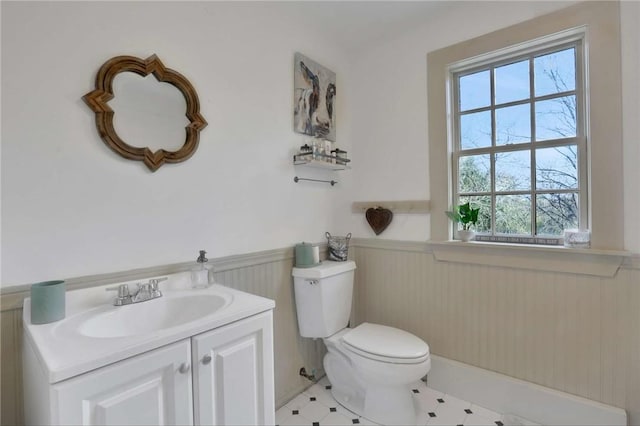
[350,238,634,277]
[429,241,631,277]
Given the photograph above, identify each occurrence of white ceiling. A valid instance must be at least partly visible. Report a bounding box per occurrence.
[270,1,580,53]
[274,1,451,52]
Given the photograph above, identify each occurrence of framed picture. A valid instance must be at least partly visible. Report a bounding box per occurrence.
[293,52,336,142]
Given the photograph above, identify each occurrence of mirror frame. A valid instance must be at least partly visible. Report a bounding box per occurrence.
[83,54,208,172]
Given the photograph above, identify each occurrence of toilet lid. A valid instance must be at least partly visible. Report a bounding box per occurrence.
[342,323,429,361]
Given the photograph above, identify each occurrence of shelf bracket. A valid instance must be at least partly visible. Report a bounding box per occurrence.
[294,176,337,186]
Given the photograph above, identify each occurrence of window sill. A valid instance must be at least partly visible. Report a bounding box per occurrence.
[429,240,631,277]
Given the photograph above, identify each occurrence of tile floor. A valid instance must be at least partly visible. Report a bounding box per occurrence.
[276,377,507,426]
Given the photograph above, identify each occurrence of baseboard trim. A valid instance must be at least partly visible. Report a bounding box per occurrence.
[275,370,326,410]
[427,355,627,426]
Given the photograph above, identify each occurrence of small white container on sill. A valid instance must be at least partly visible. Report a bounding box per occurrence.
[563,229,591,248]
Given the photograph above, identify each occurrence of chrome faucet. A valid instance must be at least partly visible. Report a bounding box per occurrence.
[106,277,167,306]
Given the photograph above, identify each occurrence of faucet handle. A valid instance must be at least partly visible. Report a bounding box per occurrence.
[130,282,152,303]
[105,284,129,297]
[148,277,167,297]
[105,284,131,305]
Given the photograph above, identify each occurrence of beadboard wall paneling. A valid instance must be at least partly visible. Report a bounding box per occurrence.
[215,257,326,406]
[0,247,322,425]
[352,243,640,423]
[3,243,638,425]
[0,309,23,426]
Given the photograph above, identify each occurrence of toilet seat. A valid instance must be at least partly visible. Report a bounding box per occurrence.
[341,323,430,364]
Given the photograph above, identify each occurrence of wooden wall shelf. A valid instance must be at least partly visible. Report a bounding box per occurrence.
[351,200,430,214]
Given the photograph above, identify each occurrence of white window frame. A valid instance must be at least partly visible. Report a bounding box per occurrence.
[447,30,588,244]
[427,2,624,251]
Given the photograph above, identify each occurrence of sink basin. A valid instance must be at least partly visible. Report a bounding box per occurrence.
[26,275,275,384]
[76,294,230,338]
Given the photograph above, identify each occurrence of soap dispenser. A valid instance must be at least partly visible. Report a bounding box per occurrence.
[191,250,213,289]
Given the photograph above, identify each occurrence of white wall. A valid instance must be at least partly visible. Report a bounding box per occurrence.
[340,1,640,252]
[3,1,638,288]
[1,2,352,287]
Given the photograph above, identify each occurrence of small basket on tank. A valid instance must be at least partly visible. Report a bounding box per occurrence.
[325,232,352,261]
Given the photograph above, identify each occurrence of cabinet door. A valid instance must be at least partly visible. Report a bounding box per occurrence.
[52,340,193,425]
[192,311,275,426]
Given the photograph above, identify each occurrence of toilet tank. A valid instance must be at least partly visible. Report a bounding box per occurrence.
[292,260,356,338]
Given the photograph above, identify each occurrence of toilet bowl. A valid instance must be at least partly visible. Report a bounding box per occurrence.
[292,260,431,425]
[324,324,431,425]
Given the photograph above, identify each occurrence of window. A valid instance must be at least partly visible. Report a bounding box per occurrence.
[428,2,624,250]
[449,35,586,244]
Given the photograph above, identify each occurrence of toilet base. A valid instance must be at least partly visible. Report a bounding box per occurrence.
[330,386,366,421]
[328,372,420,425]
[324,347,367,416]
[363,385,418,425]
[323,336,424,425]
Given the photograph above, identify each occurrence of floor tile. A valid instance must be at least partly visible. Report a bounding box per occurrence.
[470,404,502,422]
[439,393,472,411]
[276,405,295,424]
[305,383,338,407]
[501,413,540,425]
[413,389,441,413]
[427,411,467,425]
[415,383,445,401]
[299,400,331,422]
[415,410,430,426]
[286,392,312,411]
[430,402,468,425]
[321,412,357,425]
[279,411,314,426]
[279,377,502,426]
[464,413,500,426]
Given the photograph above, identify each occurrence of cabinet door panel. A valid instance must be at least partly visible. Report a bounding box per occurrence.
[53,340,193,425]
[193,311,274,426]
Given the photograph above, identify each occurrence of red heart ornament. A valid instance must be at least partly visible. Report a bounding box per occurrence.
[365,207,393,235]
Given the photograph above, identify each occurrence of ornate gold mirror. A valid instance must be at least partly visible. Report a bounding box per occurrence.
[83,54,208,172]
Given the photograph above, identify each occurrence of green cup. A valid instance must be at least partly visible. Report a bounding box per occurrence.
[30,280,66,324]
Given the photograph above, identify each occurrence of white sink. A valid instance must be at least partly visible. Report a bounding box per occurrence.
[24,273,276,384]
[77,294,230,338]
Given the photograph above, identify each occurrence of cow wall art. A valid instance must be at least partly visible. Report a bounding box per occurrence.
[293,52,336,142]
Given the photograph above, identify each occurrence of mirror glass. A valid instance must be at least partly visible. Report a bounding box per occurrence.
[111,72,189,152]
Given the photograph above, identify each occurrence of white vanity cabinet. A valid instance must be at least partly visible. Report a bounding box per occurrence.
[51,340,193,425]
[192,311,275,425]
[24,309,275,426]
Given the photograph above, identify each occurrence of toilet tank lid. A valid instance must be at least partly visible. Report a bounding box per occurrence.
[292,260,356,279]
[342,323,429,359]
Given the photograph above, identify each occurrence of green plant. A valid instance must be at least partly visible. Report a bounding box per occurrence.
[446,202,480,231]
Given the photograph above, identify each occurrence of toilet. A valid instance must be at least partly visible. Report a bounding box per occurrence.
[292,260,431,425]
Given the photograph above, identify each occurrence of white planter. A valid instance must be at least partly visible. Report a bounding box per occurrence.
[458,230,475,242]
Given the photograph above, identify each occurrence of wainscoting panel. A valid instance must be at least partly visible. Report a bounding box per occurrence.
[0,247,322,425]
[2,243,637,424]
[352,241,640,424]
[216,256,326,407]
[0,309,23,426]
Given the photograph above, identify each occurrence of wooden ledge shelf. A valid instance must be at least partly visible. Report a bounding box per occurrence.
[351,200,430,214]
[430,240,631,277]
